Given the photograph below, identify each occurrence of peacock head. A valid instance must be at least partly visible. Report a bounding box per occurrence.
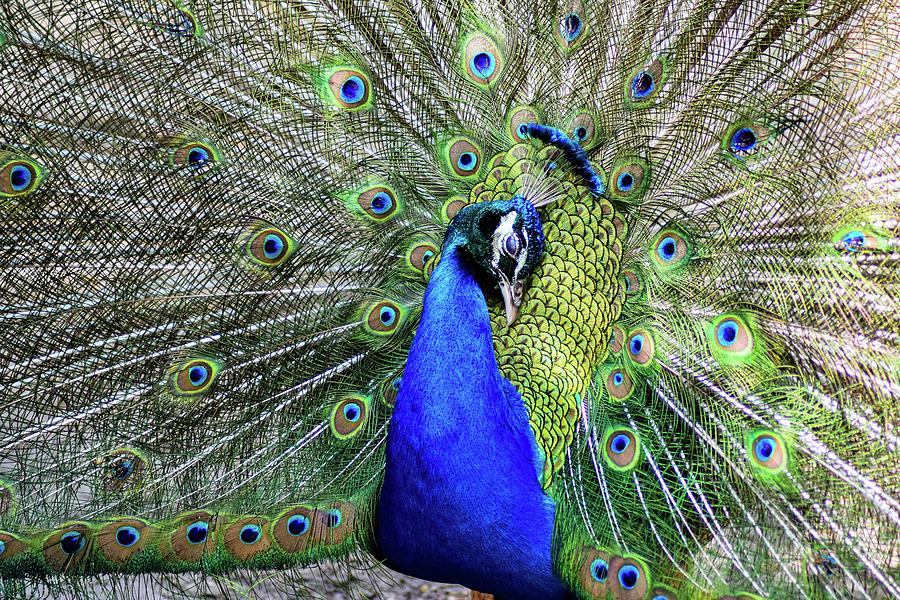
[444,195,544,325]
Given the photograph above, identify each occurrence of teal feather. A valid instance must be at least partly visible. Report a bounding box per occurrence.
[0,0,897,598]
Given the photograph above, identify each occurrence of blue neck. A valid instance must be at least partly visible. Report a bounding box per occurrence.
[375,245,570,600]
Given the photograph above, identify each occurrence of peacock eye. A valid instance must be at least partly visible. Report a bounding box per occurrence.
[463,34,502,86]
[630,70,655,99]
[186,521,209,544]
[591,557,609,582]
[239,524,261,544]
[723,121,771,159]
[287,514,310,536]
[115,526,140,547]
[561,13,583,42]
[172,142,218,170]
[60,531,85,555]
[111,458,134,480]
[1,159,44,197]
[618,564,641,589]
[171,358,220,396]
[730,127,757,154]
[328,69,372,109]
[502,233,520,257]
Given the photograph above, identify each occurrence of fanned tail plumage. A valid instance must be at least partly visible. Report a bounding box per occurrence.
[0,0,897,598]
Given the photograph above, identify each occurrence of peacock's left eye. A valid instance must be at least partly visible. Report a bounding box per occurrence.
[501,233,520,257]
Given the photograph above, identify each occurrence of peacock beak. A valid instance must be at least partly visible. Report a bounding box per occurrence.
[497,276,524,326]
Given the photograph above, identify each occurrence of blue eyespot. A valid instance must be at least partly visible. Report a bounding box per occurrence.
[518,124,529,138]
[115,526,140,547]
[841,230,865,252]
[240,524,261,544]
[618,564,640,589]
[630,71,655,99]
[755,436,776,462]
[343,402,361,423]
[391,376,401,391]
[657,236,676,261]
[325,509,342,528]
[370,191,394,215]
[612,372,624,386]
[287,514,309,536]
[379,306,397,327]
[611,434,631,454]
[653,595,669,600]
[340,76,366,104]
[456,151,478,172]
[9,165,32,191]
[112,459,134,480]
[590,558,609,582]
[0,540,5,556]
[815,549,838,577]
[717,319,739,347]
[60,531,85,554]
[186,521,209,545]
[616,172,634,192]
[560,13,583,42]
[187,147,210,167]
[629,334,644,355]
[188,365,209,387]
[573,126,588,142]
[262,233,284,260]
[470,52,496,78]
[729,127,757,154]
[421,250,435,264]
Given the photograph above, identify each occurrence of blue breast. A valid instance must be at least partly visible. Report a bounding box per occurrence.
[375,246,570,600]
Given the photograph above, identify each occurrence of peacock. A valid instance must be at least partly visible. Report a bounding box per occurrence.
[0,0,897,598]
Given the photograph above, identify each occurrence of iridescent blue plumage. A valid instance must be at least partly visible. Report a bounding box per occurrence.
[376,201,570,599]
